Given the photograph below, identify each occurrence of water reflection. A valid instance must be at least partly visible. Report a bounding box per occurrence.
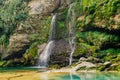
[78,72,120,80]
[41,72,120,80]
[39,73,48,80]
[0,70,120,80]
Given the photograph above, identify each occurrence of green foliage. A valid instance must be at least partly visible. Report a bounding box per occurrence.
[28,33,47,43]
[76,31,120,49]
[76,0,120,31]
[113,55,120,63]
[95,0,120,19]
[0,35,8,46]
[24,42,39,62]
[0,0,27,47]
[56,21,66,40]
[0,0,26,22]
[98,48,120,61]
[0,61,6,67]
[74,42,96,58]
[37,16,51,41]
[100,48,120,55]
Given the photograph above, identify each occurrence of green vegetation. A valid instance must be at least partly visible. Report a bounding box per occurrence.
[0,0,120,70]
[74,0,120,71]
[0,0,27,47]
[76,31,120,49]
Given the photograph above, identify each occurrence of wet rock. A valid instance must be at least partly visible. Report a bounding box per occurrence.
[100,61,112,71]
[87,57,102,63]
[73,61,96,71]
[108,63,120,71]
[79,57,87,62]
[49,39,70,66]
[37,43,46,55]
[37,39,70,67]
[104,62,111,66]
[79,57,102,63]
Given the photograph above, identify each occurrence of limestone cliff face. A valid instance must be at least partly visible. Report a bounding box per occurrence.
[28,0,71,15]
[1,0,72,66]
[1,0,120,70]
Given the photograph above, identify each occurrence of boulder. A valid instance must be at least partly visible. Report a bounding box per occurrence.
[2,33,30,60]
[28,0,71,15]
[48,39,70,66]
[104,61,111,67]
[79,57,102,63]
[73,61,96,71]
[100,61,112,71]
[79,57,87,62]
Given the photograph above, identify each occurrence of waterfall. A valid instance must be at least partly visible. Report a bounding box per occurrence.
[38,14,57,67]
[49,14,57,41]
[66,3,76,65]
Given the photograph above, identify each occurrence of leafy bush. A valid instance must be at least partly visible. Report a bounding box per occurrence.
[0,0,27,47]
[74,42,97,58]
[99,48,120,56]
[76,31,120,49]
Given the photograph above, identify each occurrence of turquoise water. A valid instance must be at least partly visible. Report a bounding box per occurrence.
[50,72,120,80]
[0,67,38,72]
[0,67,120,80]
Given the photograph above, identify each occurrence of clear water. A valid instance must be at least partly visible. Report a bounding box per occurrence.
[49,72,120,80]
[0,67,120,80]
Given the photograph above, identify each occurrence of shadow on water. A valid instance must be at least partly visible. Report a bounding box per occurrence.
[0,67,48,72]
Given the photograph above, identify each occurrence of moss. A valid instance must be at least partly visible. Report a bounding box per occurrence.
[48,64,61,69]
[98,49,120,61]
[74,42,97,58]
[76,31,120,49]
[85,15,93,25]
[23,42,39,65]
[76,0,120,31]
[77,66,86,71]
[103,56,114,61]
[74,44,87,58]
[87,67,97,70]
[2,60,13,67]
[112,55,120,63]
[56,21,66,40]
[0,61,6,67]
[109,64,120,71]
[0,0,28,47]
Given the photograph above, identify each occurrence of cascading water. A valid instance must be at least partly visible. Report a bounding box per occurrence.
[66,3,76,65]
[38,14,57,67]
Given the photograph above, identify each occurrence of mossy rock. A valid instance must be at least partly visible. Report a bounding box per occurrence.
[48,64,61,69]
[0,61,6,67]
[109,64,120,71]
[112,55,120,63]
[2,60,13,67]
[77,66,87,71]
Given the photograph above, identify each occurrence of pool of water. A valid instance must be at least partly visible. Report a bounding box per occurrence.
[48,72,120,80]
[0,67,120,80]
